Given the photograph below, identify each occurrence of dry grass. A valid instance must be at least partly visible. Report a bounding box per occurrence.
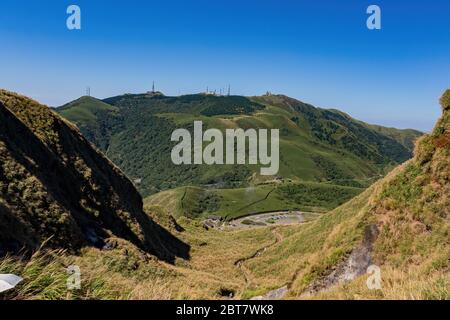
[312,266,449,300]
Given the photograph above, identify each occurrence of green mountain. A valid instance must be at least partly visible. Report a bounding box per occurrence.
[58,96,121,150]
[57,93,423,198]
[0,90,189,262]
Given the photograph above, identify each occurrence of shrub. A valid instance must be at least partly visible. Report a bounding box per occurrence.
[439,89,450,111]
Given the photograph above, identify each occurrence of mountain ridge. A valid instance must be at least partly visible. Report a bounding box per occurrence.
[57,93,423,197]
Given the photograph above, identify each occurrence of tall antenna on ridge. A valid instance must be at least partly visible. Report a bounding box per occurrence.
[86,86,91,97]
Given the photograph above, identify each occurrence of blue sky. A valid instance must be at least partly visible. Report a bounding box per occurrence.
[1,0,449,131]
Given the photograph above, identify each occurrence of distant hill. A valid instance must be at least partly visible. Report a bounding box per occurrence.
[0,90,189,262]
[145,182,364,220]
[57,93,423,197]
[58,96,121,150]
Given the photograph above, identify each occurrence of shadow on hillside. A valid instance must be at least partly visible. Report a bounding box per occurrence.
[145,219,191,262]
[0,102,190,263]
[0,202,33,258]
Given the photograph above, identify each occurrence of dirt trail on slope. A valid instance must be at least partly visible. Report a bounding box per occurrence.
[234,229,283,288]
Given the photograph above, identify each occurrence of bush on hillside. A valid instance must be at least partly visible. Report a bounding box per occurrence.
[439,89,450,111]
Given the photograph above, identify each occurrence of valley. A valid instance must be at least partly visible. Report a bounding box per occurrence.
[57,92,422,221]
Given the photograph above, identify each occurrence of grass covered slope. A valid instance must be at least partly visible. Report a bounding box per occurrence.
[145,182,363,220]
[57,96,121,150]
[244,91,450,299]
[0,90,189,262]
[58,93,422,197]
[58,96,119,124]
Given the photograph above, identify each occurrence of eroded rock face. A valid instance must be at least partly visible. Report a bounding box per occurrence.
[304,224,379,295]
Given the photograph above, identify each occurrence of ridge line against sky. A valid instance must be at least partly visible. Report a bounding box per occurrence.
[1,0,449,131]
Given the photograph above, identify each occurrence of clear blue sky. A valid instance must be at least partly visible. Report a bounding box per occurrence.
[1,0,449,131]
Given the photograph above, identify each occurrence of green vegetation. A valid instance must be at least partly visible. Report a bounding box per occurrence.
[255,95,420,163]
[440,89,450,111]
[146,182,363,220]
[58,96,119,124]
[57,93,422,197]
[58,96,121,150]
[277,182,363,211]
[178,187,221,219]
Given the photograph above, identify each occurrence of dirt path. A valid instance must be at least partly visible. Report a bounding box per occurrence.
[234,229,283,289]
[235,227,291,300]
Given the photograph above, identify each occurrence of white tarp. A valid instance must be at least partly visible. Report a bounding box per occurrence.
[0,274,23,293]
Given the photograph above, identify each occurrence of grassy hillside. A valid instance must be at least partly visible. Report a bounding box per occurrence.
[0,90,188,262]
[145,182,363,220]
[57,93,422,197]
[58,96,121,150]
[58,96,119,124]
